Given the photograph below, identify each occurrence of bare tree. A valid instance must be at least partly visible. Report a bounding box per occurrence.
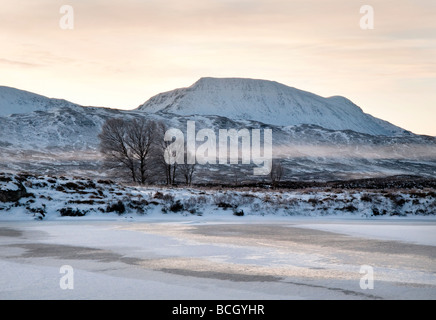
[270,160,284,188]
[98,117,157,184]
[99,118,137,183]
[152,122,180,185]
[162,140,178,185]
[231,165,241,186]
[179,153,196,186]
[126,119,155,184]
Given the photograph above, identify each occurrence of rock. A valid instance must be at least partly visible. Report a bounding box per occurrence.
[0,181,27,202]
[233,209,244,217]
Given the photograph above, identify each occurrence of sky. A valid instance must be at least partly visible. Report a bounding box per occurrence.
[1,0,435,136]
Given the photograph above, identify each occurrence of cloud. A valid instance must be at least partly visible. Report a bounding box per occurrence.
[0,58,41,68]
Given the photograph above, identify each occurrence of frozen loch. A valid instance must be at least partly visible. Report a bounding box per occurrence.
[0,217,435,300]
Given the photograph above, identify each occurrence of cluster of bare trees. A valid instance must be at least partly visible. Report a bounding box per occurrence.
[99,117,285,186]
[98,118,196,185]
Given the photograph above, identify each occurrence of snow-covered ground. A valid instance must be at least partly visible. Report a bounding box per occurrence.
[0,217,435,300]
[1,173,435,221]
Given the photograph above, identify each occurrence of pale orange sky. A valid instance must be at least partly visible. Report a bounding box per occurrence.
[1,0,435,135]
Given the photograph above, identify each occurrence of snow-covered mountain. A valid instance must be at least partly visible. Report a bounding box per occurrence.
[0,86,79,117]
[138,77,408,136]
[0,79,435,181]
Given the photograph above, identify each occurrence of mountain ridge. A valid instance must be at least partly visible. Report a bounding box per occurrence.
[0,78,412,137]
[0,86,81,117]
[137,77,408,136]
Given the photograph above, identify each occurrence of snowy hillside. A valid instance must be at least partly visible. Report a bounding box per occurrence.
[138,78,408,136]
[0,82,435,181]
[0,104,127,150]
[0,86,79,117]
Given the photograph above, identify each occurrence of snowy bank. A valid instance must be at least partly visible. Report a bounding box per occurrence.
[0,172,435,221]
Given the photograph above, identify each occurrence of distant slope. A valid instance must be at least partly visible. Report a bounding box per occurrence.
[0,86,79,117]
[138,77,408,136]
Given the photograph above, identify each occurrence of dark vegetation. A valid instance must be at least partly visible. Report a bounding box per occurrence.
[192,175,436,190]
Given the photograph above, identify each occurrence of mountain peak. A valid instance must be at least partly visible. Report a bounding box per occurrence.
[191,77,291,91]
[137,77,406,136]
